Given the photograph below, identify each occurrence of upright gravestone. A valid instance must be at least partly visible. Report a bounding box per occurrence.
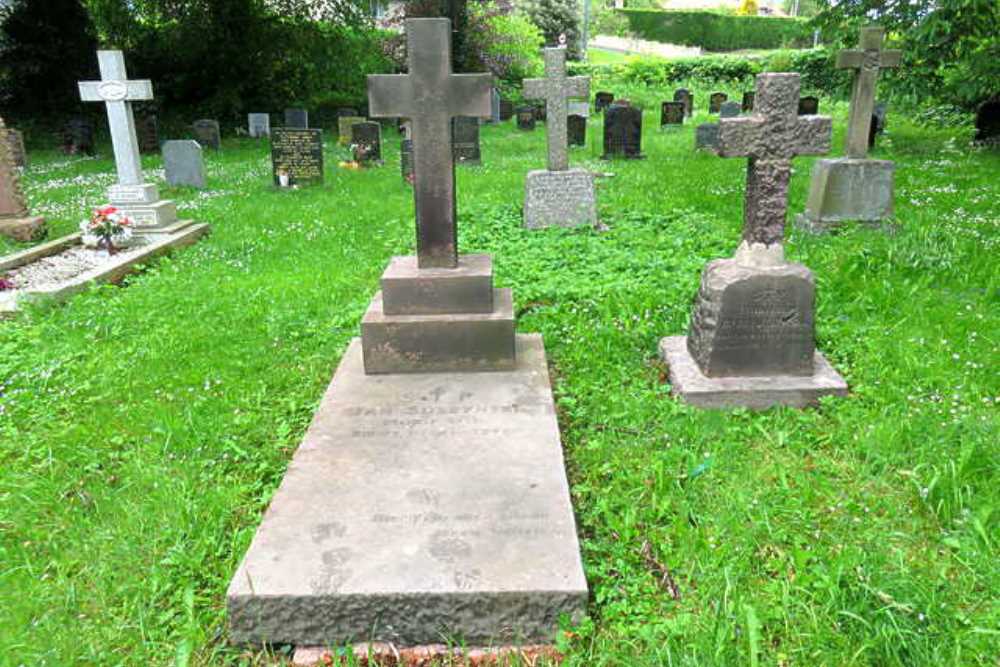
[595,91,614,113]
[720,101,741,118]
[742,91,755,112]
[660,101,684,127]
[163,140,206,188]
[2,126,27,169]
[62,117,95,156]
[660,73,847,409]
[694,123,720,151]
[868,101,887,149]
[674,88,693,117]
[522,46,596,229]
[136,113,159,153]
[797,26,901,232]
[602,101,644,159]
[192,119,221,150]
[78,50,179,230]
[499,98,514,121]
[0,116,45,241]
[451,116,481,164]
[284,108,309,128]
[489,87,501,123]
[516,106,536,131]
[709,92,728,114]
[400,138,414,182]
[798,96,819,115]
[338,115,366,145]
[227,21,587,651]
[974,100,1000,145]
[568,114,586,146]
[533,102,547,122]
[270,127,324,187]
[248,113,270,138]
[568,100,589,118]
[351,121,382,164]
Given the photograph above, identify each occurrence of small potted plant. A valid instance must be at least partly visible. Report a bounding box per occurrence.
[80,205,135,254]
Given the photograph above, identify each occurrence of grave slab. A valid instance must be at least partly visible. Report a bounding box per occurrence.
[227,334,588,646]
[797,157,895,232]
[523,168,597,229]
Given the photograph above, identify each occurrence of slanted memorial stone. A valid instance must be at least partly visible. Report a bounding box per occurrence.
[568,114,586,146]
[660,73,847,409]
[674,88,693,117]
[797,26,901,232]
[975,100,1000,145]
[516,106,536,131]
[229,22,586,649]
[2,126,27,169]
[192,119,221,150]
[338,116,366,145]
[798,96,819,115]
[695,123,720,151]
[660,101,684,127]
[248,113,270,138]
[709,92,728,114]
[742,91,755,112]
[602,101,643,159]
[720,101,741,118]
[595,91,614,113]
[451,116,481,165]
[284,108,308,128]
[163,140,206,188]
[0,116,45,241]
[271,127,324,187]
[351,121,382,164]
[62,117,95,156]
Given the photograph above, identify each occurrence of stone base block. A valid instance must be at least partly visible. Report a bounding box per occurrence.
[108,183,160,205]
[362,288,516,374]
[524,169,598,230]
[0,215,45,242]
[116,200,179,231]
[797,158,895,233]
[659,336,848,410]
[227,334,588,647]
[381,254,493,315]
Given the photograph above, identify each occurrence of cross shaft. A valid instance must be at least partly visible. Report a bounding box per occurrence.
[523,48,590,171]
[837,26,901,158]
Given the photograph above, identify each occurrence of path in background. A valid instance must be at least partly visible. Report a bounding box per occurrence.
[590,34,703,59]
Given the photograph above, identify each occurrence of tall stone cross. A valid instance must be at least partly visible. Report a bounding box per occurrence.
[523,47,590,172]
[718,73,831,248]
[0,116,28,217]
[838,26,901,159]
[78,50,153,187]
[368,19,491,269]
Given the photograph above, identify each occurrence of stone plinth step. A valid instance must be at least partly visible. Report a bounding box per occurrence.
[381,254,494,315]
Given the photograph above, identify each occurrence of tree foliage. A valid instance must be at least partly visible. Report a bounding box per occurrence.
[522,0,582,60]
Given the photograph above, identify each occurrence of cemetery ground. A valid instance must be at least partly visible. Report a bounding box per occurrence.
[1,87,998,666]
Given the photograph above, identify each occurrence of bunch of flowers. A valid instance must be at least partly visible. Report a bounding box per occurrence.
[80,205,134,253]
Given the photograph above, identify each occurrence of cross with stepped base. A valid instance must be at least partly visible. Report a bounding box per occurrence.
[523,48,589,171]
[367,19,492,269]
[838,26,901,159]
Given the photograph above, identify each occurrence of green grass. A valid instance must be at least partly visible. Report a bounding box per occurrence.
[585,48,630,65]
[1,93,998,666]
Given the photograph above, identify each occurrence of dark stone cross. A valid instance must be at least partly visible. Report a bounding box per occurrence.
[367,19,491,269]
[837,26,901,158]
[718,73,831,247]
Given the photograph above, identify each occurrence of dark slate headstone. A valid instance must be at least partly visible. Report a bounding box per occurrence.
[163,140,205,188]
[742,91,755,112]
[62,117,95,155]
[660,101,685,127]
[533,102,547,122]
[974,100,1000,144]
[400,138,414,182]
[351,121,382,164]
[137,114,159,153]
[595,92,614,113]
[695,123,720,151]
[868,101,888,149]
[568,114,586,146]
[499,99,514,121]
[798,96,819,115]
[516,106,536,131]
[673,89,692,117]
[451,116,481,164]
[270,127,324,186]
[192,119,221,150]
[719,101,741,118]
[602,102,643,159]
[709,92,728,114]
[284,108,309,128]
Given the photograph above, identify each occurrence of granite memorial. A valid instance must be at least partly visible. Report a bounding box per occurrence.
[163,140,206,188]
[720,101,741,118]
[351,121,382,164]
[602,101,643,159]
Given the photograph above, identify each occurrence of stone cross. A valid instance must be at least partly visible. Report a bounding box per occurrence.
[523,47,590,171]
[718,73,831,248]
[0,116,28,217]
[837,26,901,159]
[368,19,491,269]
[78,50,153,187]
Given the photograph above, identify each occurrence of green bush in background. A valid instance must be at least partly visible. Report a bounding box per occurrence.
[618,9,812,51]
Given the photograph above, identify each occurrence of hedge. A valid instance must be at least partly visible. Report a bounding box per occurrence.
[618,9,812,51]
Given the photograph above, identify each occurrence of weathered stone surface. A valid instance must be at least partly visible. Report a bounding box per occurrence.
[3,128,27,168]
[400,138,414,181]
[0,216,45,242]
[381,254,494,316]
[163,140,206,188]
[660,101,684,127]
[660,336,848,410]
[695,123,719,151]
[192,119,221,150]
[284,108,309,128]
[797,158,894,230]
[719,101,741,118]
[351,121,382,163]
[361,289,516,374]
[271,128,324,186]
[227,334,587,646]
[248,113,270,138]
[673,88,692,117]
[602,102,643,159]
[523,168,597,230]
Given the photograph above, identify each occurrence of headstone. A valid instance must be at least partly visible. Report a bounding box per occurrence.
[660,73,847,409]
[284,108,309,128]
[0,116,45,241]
[489,87,501,123]
[351,121,382,164]
[602,101,643,159]
[709,92,728,114]
[451,116,481,164]
[720,101,741,118]
[248,113,271,138]
[798,96,819,115]
[338,116,366,145]
[568,101,589,118]
[162,140,206,188]
[2,127,27,168]
[78,50,178,230]
[516,106,536,131]
[499,98,514,121]
[533,102,547,122]
[595,91,614,113]
[868,101,887,149]
[270,127,324,187]
[568,114,586,146]
[660,101,684,127]
[673,88,693,117]
[695,123,720,151]
[62,117,95,156]
[400,138,414,181]
[136,113,159,153]
[974,100,1000,145]
[742,91,755,112]
[192,119,221,150]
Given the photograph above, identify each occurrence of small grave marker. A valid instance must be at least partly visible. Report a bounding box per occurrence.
[270,127,324,187]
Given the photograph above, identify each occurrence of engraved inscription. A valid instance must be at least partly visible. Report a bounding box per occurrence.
[98,80,128,101]
[309,548,354,594]
[271,128,324,186]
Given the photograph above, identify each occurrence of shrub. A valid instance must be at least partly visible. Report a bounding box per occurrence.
[522,0,582,59]
[469,6,544,84]
[617,9,812,51]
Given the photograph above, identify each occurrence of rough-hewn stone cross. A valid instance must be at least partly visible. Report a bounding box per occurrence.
[368,19,491,269]
[718,73,831,247]
[78,50,153,187]
[523,47,590,171]
[838,26,901,159]
[0,116,28,217]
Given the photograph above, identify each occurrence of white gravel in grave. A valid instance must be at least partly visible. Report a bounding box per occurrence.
[6,239,153,291]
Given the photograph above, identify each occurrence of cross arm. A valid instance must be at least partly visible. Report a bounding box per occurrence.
[790,116,832,156]
[566,76,590,99]
[367,74,413,118]
[448,73,493,118]
[78,80,153,102]
[836,50,864,69]
[881,50,903,68]
[716,117,765,158]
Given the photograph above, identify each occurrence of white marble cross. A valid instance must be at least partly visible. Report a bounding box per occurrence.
[837,26,901,159]
[524,48,590,171]
[78,51,153,186]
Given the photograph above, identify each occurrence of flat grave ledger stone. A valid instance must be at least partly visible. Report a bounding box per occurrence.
[602,101,644,159]
[720,101,741,119]
[798,96,819,115]
[499,98,514,121]
[352,121,382,164]
[271,127,324,187]
[451,116,481,164]
[400,138,414,181]
[192,119,221,150]
[798,26,901,232]
[163,140,206,188]
[975,100,1000,145]
[660,72,847,409]
[568,101,589,118]
[695,123,720,151]
[568,114,586,146]
[673,88,693,117]
[338,116,366,145]
[868,101,887,149]
[0,116,45,241]
[62,117,95,155]
[248,113,271,138]
[660,101,685,127]
[595,91,614,113]
[3,127,27,168]
[742,91,755,112]
[709,92,728,114]
[516,106,536,131]
[137,113,159,153]
[284,107,309,128]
